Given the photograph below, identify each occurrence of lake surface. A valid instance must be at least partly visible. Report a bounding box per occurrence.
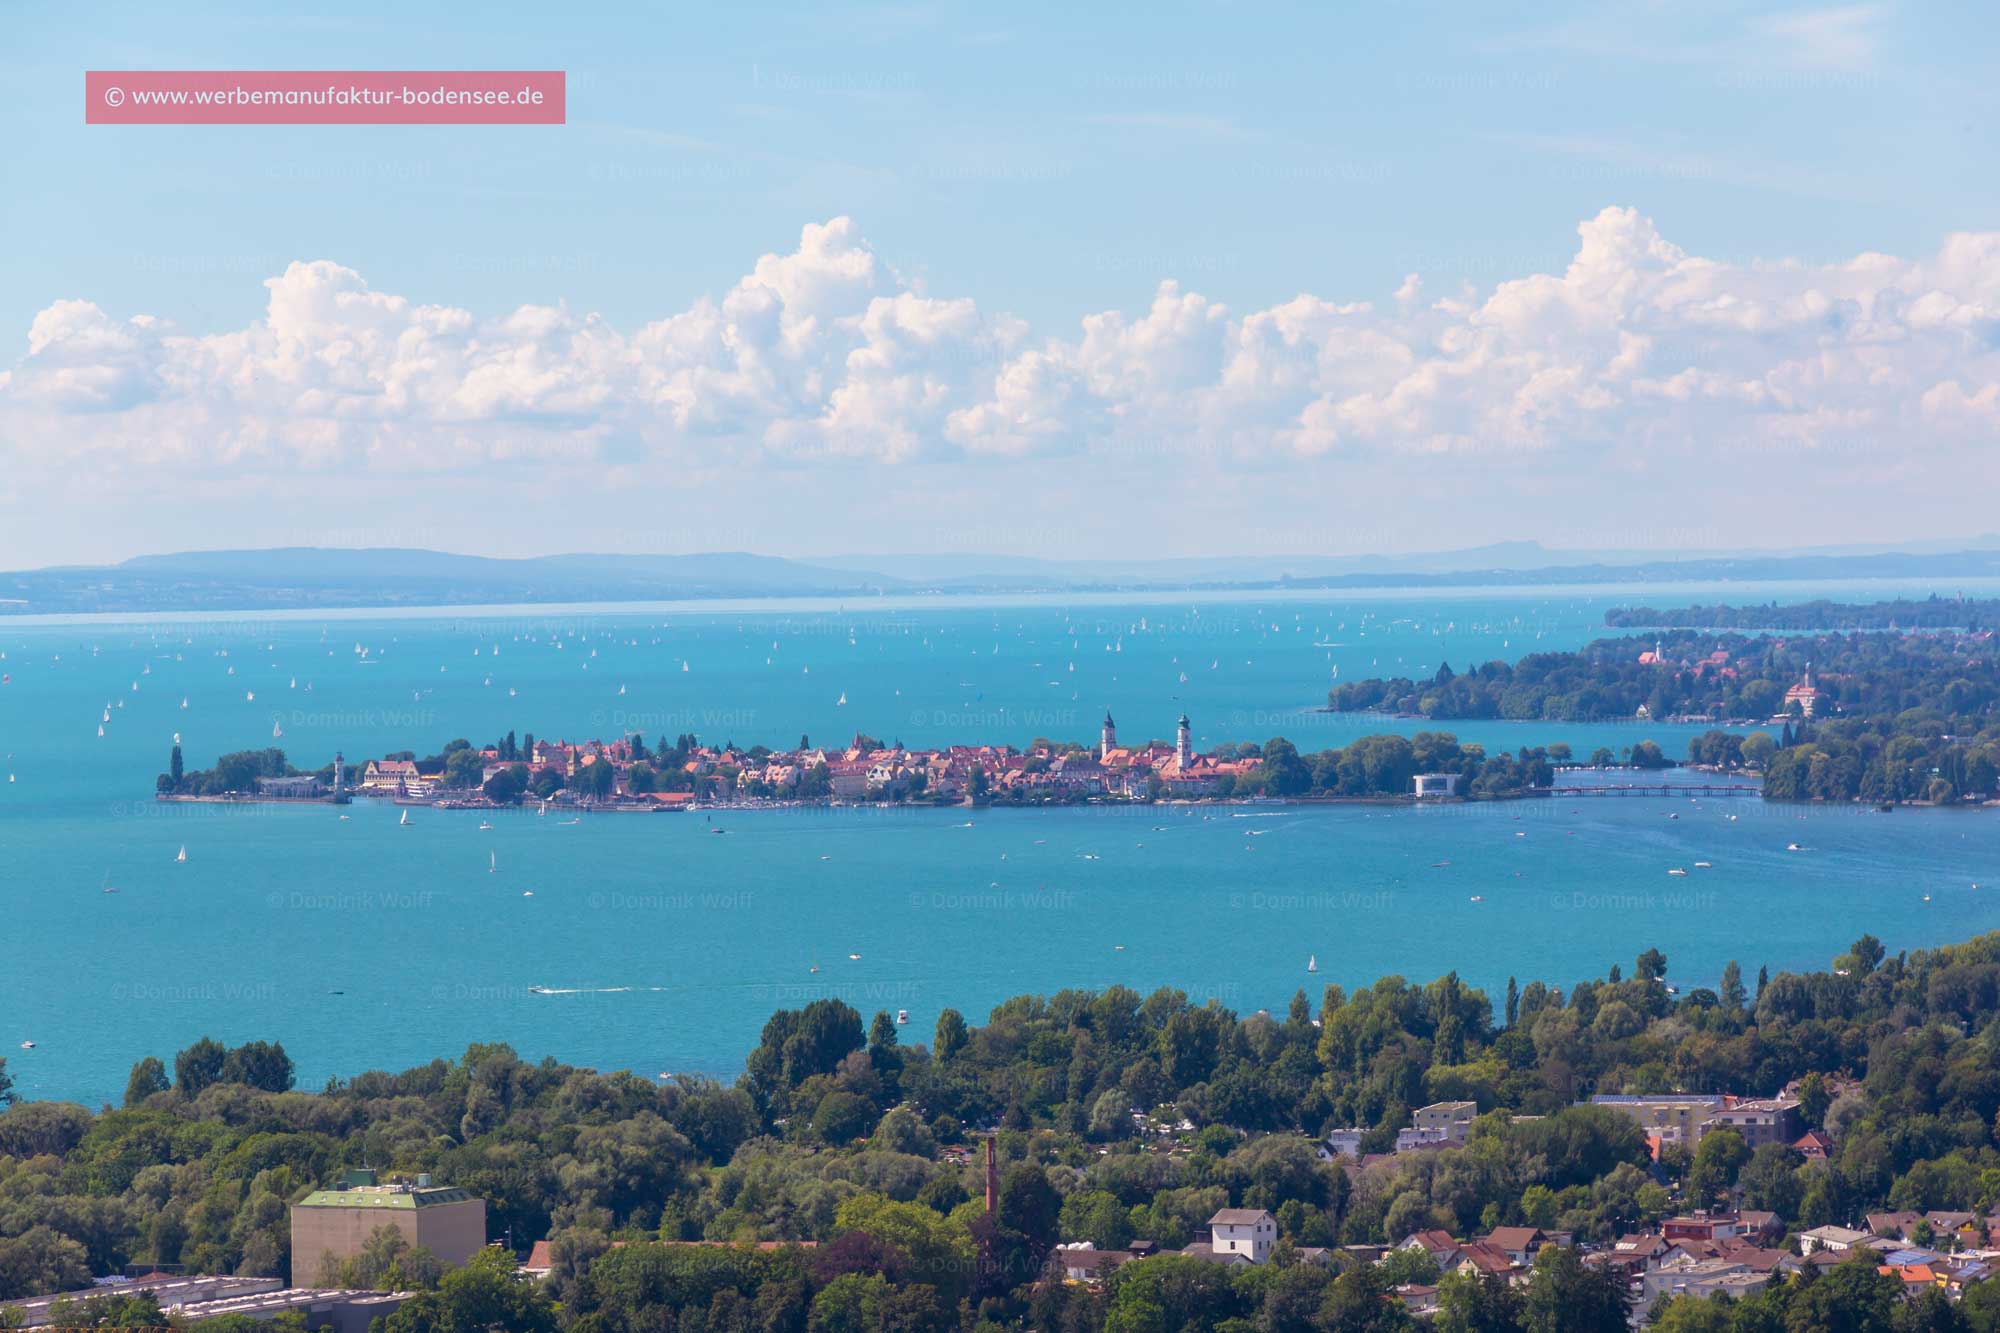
[4,576,1998,1102]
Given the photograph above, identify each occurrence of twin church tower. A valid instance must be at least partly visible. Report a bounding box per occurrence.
[1100,710,1193,767]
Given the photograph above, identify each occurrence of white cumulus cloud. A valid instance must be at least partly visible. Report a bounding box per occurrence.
[4,208,1999,485]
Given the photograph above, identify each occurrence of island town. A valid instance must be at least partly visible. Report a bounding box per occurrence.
[151,712,1372,810]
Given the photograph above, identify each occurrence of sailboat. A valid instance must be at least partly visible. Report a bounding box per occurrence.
[400,809,411,827]
[1307,955,1318,973]
[489,852,497,874]
[836,691,847,706]
[272,718,283,739]
[175,846,186,863]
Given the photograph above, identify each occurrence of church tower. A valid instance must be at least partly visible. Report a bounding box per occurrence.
[1100,711,1116,762]
[1176,713,1192,769]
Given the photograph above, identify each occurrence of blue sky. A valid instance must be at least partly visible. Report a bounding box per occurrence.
[3,1,1997,566]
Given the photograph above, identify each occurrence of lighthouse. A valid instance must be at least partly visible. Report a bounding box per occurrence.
[1100,711,1117,762]
[1176,713,1192,769]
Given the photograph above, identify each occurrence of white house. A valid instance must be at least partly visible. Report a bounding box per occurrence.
[1319,1128,1365,1160]
[1209,1209,1276,1264]
[1797,1225,1872,1255]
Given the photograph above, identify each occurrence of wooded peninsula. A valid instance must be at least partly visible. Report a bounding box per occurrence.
[1328,621,2000,805]
[1605,597,2000,632]
[6,930,2000,1331]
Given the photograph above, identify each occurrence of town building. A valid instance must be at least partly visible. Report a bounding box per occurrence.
[1784,665,1821,717]
[1206,1209,1276,1264]
[359,759,419,793]
[1412,772,1461,798]
[1319,1128,1366,1160]
[1704,1097,1801,1150]
[1797,1225,1874,1255]
[1413,1100,1478,1143]
[289,1172,487,1285]
[1661,1212,1739,1244]
[257,774,324,798]
[1642,1256,1772,1303]
[3,1275,284,1328]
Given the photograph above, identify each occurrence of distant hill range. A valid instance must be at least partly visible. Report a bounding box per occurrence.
[2,540,1999,615]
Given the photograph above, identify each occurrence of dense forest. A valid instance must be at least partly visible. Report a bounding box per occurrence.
[1606,597,2000,631]
[8,930,2000,1329]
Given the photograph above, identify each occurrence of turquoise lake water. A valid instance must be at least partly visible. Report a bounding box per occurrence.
[4,577,1999,1103]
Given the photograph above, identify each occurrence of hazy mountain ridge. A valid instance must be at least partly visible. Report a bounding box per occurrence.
[3,541,1999,615]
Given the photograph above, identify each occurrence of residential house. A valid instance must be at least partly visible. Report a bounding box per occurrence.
[1393,1285,1440,1316]
[1319,1129,1365,1160]
[1705,1097,1802,1150]
[1735,1212,1784,1245]
[1452,1241,1519,1283]
[1612,1233,1673,1269]
[1398,1231,1462,1269]
[1482,1228,1548,1267]
[1054,1247,1133,1287]
[1208,1209,1276,1264]
[1865,1212,1923,1244]
[1662,1212,1739,1244]
[1798,1225,1874,1255]
[1589,1094,1725,1151]
[1642,1256,1771,1303]
[1414,1101,1478,1143]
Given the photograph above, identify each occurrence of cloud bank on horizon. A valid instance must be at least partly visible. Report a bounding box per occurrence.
[3,207,1997,487]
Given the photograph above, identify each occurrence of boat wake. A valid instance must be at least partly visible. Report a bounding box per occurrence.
[526,985,673,995]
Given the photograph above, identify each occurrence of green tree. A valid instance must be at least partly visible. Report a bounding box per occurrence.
[123,1057,169,1106]
[220,1040,294,1092]
[1687,1128,1749,1208]
[933,1008,968,1063]
[1797,1071,1832,1129]
[1719,961,1746,1013]
[1520,1244,1627,1332]
[812,1091,875,1145]
[174,1036,227,1096]
[377,1246,557,1333]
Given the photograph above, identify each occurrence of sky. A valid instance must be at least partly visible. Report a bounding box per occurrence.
[2,0,1998,568]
